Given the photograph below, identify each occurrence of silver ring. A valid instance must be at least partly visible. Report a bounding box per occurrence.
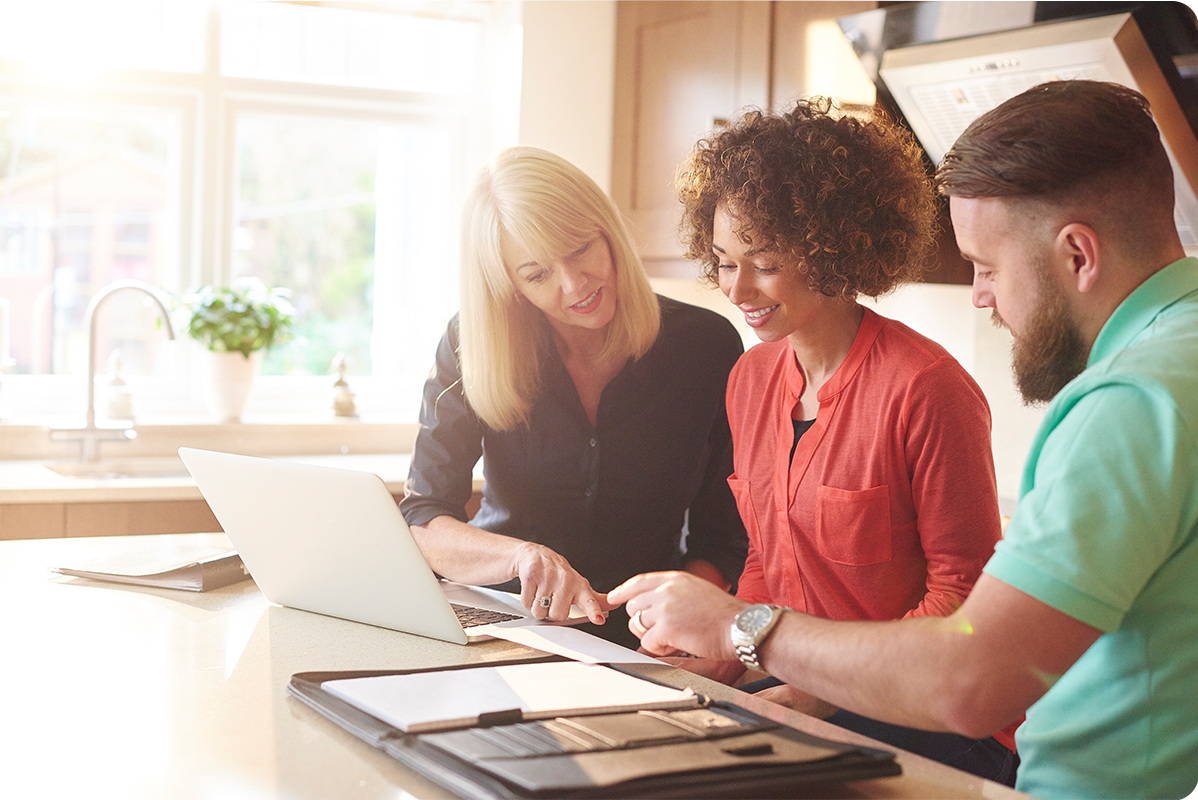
[537,595,553,609]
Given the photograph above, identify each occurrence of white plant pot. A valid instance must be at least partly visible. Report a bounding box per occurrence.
[203,349,262,423]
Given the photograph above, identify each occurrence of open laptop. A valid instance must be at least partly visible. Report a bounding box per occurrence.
[178,447,584,644]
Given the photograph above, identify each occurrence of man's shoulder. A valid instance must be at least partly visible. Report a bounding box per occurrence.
[1077,303,1198,421]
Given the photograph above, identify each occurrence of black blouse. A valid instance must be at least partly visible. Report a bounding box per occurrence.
[400,296,748,596]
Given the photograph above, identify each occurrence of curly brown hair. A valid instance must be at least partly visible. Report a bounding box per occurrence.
[678,97,937,298]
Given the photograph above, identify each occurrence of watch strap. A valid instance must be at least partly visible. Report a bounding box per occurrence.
[733,605,784,673]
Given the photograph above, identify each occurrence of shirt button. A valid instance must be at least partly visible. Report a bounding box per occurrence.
[589,438,597,447]
[585,489,593,497]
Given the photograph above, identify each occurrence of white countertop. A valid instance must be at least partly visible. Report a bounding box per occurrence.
[0,453,417,504]
[0,533,1025,800]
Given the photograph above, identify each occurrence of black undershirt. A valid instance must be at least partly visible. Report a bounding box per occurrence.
[790,418,816,461]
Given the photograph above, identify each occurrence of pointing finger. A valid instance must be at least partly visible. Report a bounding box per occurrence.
[607,571,678,606]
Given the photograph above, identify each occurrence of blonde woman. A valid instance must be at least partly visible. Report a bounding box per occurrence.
[401,146,747,646]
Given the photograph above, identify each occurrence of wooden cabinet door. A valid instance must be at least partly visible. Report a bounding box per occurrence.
[612,1,771,275]
[771,0,877,110]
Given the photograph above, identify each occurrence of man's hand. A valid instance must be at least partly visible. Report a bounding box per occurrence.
[608,571,747,658]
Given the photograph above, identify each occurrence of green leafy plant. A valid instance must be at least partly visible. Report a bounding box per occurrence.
[178,279,296,358]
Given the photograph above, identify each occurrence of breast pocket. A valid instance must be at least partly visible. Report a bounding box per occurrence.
[814,484,892,566]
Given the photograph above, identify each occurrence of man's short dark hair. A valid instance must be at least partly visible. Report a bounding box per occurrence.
[935,80,1173,212]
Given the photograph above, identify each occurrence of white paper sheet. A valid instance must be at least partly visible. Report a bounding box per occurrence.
[485,624,665,665]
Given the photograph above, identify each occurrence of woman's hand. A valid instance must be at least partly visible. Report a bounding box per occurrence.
[512,541,610,624]
[411,516,609,624]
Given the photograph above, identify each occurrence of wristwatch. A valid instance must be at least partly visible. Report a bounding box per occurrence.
[731,604,785,672]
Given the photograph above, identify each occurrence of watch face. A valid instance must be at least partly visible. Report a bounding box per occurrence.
[736,604,773,635]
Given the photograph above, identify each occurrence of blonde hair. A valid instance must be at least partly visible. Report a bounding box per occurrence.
[459,146,660,431]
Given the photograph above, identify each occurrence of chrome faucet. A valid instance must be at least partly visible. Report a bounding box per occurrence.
[51,279,176,462]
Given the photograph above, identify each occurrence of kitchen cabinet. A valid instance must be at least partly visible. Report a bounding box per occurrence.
[771,1,878,111]
[611,0,971,285]
[0,452,422,540]
[0,504,64,540]
[0,491,482,540]
[612,1,772,277]
[0,500,220,540]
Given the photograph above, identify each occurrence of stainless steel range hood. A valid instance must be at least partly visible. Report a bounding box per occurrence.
[878,12,1198,249]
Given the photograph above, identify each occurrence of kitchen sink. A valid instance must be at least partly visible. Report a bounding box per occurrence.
[47,457,193,481]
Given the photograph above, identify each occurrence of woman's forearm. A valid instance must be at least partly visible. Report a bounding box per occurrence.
[411,515,611,624]
[410,515,524,585]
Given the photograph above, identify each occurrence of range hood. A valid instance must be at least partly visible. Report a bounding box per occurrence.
[877,12,1198,248]
[838,0,1198,250]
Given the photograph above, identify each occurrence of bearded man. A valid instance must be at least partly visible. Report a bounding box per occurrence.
[610,80,1198,800]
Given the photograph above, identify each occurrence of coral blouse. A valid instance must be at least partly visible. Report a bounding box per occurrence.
[728,307,1002,621]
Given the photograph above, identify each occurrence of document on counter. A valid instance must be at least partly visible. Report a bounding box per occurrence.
[322,661,701,733]
[485,624,666,665]
[53,548,249,592]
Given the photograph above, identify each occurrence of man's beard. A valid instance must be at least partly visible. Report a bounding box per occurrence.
[999,269,1091,405]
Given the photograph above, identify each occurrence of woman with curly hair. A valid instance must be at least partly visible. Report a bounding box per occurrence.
[667,98,1017,783]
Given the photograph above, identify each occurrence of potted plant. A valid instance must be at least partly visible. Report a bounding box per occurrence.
[178,279,295,422]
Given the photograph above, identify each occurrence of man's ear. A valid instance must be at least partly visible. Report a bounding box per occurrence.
[1056,223,1100,293]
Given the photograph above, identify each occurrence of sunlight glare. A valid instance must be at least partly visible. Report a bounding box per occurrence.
[0,0,205,83]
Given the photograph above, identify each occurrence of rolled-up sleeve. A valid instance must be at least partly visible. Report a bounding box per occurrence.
[400,317,485,527]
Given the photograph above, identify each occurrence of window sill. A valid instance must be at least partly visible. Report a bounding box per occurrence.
[0,452,416,506]
[0,415,418,462]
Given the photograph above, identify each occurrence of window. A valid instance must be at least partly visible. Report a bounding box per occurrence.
[0,102,180,377]
[0,0,521,420]
[232,114,456,388]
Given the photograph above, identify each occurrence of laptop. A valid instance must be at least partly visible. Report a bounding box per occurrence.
[178,447,584,644]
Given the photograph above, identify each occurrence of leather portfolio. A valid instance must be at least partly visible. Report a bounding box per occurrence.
[288,660,901,799]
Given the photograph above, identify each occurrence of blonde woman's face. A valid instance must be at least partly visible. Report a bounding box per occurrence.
[503,234,618,335]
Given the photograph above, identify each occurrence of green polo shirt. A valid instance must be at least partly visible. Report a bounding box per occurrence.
[985,257,1198,800]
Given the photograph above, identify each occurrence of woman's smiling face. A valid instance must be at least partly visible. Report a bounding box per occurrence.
[503,234,618,335]
[713,204,822,344]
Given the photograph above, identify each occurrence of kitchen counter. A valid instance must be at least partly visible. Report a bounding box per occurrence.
[0,420,487,539]
[0,533,1028,799]
[0,453,416,505]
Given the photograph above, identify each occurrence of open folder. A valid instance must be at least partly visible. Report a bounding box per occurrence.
[289,659,901,799]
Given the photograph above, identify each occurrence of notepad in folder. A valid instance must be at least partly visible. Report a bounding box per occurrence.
[289,660,902,799]
[323,661,701,733]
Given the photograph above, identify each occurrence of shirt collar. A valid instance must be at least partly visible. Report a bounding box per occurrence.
[782,305,882,400]
[1088,257,1198,367]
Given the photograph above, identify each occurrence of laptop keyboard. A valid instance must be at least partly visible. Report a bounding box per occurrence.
[451,603,524,628]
